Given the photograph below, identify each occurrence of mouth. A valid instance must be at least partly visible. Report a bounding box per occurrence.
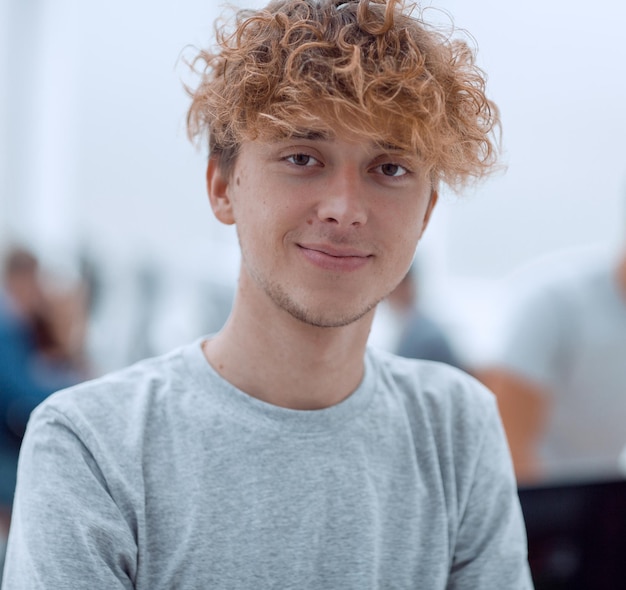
[297,243,373,272]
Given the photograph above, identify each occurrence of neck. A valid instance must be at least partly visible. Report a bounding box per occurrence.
[203,284,374,411]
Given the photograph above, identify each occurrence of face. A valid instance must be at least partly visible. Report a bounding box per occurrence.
[207,131,437,328]
[6,271,43,318]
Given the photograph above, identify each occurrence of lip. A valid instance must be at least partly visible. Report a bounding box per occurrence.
[297,243,372,272]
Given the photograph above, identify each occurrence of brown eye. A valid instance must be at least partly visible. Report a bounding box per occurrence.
[287,154,314,166]
[380,163,405,177]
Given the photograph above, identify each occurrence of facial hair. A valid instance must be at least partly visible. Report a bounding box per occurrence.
[241,252,385,329]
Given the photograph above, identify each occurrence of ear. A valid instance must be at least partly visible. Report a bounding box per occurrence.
[419,189,438,236]
[206,157,235,225]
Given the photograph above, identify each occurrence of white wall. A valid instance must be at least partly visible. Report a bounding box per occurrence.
[441,0,626,274]
[0,0,8,238]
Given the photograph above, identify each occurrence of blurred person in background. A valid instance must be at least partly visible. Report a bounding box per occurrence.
[479,246,626,484]
[385,263,462,367]
[0,246,88,509]
[2,1,532,587]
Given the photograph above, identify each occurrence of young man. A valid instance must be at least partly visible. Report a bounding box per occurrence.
[2,1,533,587]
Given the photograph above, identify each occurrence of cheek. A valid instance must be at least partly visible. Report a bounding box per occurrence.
[232,183,284,252]
[378,201,430,273]
[384,200,428,242]
[407,194,434,239]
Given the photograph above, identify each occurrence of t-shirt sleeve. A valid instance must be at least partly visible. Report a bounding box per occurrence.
[447,393,534,589]
[2,402,137,589]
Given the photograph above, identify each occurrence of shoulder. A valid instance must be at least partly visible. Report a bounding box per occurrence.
[28,342,196,444]
[368,347,497,433]
[371,346,492,399]
[367,348,515,504]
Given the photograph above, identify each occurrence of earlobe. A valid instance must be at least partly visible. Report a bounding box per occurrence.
[206,158,236,225]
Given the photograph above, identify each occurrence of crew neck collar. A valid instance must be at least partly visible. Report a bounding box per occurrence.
[183,337,378,435]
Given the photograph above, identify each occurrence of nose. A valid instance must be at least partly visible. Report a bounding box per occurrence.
[316,167,368,227]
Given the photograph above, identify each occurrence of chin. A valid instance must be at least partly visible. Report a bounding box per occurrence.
[280,295,379,329]
[254,268,383,329]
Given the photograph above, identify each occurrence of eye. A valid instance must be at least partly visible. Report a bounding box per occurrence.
[285,153,320,167]
[375,162,409,177]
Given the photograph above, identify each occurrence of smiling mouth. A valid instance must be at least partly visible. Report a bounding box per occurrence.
[297,244,372,271]
[298,243,371,258]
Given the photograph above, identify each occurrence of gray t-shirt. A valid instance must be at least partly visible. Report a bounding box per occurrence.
[3,340,532,589]
[495,255,626,479]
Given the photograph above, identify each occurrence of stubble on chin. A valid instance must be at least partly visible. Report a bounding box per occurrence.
[273,285,379,328]
[238,236,393,328]
[251,268,381,328]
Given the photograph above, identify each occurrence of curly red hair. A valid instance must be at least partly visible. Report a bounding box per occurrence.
[186,0,500,189]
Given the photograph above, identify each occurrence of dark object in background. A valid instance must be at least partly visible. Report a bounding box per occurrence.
[518,477,626,589]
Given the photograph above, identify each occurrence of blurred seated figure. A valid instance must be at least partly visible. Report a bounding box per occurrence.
[372,264,462,368]
[0,246,87,507]
[479,247,626,484]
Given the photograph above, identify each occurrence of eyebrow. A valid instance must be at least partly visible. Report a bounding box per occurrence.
[375,141,408,153]
[287,129,331,141]
[275,130,414,157]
